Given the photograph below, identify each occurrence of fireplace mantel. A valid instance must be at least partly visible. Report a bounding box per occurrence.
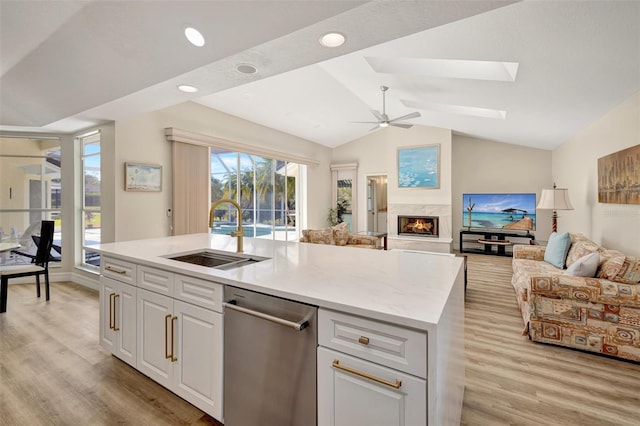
[387,204,453,253]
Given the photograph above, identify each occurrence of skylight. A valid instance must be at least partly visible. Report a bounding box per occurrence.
[365,57,519,82]
[401,99,507,120]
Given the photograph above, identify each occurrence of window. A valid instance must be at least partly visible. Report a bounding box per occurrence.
[0,136,62,264]
[210,149,300,241]
[80,132,101,268]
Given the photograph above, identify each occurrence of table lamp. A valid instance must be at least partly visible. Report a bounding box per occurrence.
[537,183,574,232]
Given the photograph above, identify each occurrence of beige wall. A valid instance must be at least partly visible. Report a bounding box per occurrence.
[452,136,552,247]
[112,101,332,241]
[552,92,640,257]
[331,125,452,233]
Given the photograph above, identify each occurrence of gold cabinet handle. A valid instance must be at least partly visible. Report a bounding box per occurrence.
[109,293,115,330]
[165,314,171,359]
[332,359,402,389]
[113,294,120,331]
[105,266,127,275]
[358,336,370,345]
[170,316,178,362]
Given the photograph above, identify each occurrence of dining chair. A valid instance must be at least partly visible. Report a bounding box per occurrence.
[0,220,55,313]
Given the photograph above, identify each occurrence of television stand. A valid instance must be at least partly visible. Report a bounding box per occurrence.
[459,229,535,256]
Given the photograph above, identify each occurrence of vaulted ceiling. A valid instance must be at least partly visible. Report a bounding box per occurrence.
[1,1,638,150]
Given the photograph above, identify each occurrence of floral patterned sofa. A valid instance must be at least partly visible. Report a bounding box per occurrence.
[299,222,381,249]
[512,233,640,361]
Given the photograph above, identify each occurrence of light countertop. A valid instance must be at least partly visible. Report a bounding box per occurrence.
[94,233,464,331]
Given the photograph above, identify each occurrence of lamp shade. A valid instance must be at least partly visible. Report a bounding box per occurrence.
[537,188,574,210]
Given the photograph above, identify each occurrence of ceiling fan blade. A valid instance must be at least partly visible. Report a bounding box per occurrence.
[349,121,380,124]
[389,123,413,129]
[371,109,384,121]
[369,124,381,131]
[389,111,421,123]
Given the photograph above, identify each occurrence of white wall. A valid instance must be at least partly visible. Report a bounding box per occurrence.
[452,136,552,247]
[331,125,452,233]
[552,92,640,257]
[113,101,332,241]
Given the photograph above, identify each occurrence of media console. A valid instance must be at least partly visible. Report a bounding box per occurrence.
[459,229,535,256]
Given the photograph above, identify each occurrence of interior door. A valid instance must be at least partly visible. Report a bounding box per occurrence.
[367,179,376,232]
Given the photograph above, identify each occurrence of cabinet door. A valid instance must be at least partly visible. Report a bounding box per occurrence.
[318,347,426,426]
[99,277,117,353]
[172,300,223,420]
[137,288,174,388]
[114,281,137,367]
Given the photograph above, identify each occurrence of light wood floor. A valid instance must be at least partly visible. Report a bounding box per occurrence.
[461,254,640,426]
[1,254,639,425]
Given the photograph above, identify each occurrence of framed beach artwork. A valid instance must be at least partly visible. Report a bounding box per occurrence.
[125,162,162,192]
[397,144,440,189]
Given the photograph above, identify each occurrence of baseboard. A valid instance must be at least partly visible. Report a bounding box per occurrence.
[71,271,100,291]
[5,271,99,291]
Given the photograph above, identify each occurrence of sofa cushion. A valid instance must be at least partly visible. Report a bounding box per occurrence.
[332,222,350,246]
[566,239,600,267]
[303,228,334,245]
[597,250,626,280]
[614,256,640,283]
[565,252,600,277]
[544,232,572,269]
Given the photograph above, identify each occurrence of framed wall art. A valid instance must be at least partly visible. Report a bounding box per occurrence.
[397,144,440,189]
[125,162,162,192]
[598,144,640,204]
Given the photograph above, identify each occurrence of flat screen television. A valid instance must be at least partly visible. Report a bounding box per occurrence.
[463,193,536,231]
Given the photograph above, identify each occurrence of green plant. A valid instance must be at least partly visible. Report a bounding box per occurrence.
[327,200,348,226]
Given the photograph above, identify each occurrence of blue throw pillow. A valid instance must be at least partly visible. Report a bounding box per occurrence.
[544,232,572,269]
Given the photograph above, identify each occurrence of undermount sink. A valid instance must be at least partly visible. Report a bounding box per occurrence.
[166,250,269,271]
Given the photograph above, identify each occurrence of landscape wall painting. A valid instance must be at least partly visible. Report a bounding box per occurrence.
[598,144,640,205]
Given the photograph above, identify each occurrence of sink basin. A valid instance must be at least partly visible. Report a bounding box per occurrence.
[166,250,269,270]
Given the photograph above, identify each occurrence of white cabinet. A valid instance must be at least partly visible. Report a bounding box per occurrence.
[137,288,174,387]
[137,288,223,420]
[318,309,427,426]
[100,276,137,367]
[173,299,222,417]
[318,347,426,426]
[100,256,224,421]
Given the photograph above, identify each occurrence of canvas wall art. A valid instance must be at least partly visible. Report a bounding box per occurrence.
[397,144,440,189]
[598,144,640,204]
[125,162,162,192]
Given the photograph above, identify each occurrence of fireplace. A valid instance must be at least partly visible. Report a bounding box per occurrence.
[398,215,439,238]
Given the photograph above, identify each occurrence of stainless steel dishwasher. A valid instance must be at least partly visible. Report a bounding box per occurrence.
[223,286,317,426]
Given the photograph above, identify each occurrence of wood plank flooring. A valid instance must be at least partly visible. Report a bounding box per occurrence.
[1,254,639,425]
[461,254,640,426]
[0,282,221,426]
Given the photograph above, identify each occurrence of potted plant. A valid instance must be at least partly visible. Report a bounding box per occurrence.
[327,200,348,226]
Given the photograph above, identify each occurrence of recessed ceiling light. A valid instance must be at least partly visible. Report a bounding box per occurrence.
[236,63,257,74]
[184,27,205,47]
[177,85,198,93]
[319,32,345,48]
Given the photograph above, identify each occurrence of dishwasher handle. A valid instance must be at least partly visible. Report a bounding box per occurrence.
[224,300,309,331]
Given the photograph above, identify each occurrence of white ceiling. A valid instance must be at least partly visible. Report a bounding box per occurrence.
[1,1,639,150]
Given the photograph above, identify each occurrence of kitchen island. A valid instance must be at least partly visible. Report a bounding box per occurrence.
[94,233,465,425]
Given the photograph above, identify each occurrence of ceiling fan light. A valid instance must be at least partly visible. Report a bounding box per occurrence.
[379,122,389,128]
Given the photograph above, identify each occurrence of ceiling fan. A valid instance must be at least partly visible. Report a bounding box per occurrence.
[352,86,421,131]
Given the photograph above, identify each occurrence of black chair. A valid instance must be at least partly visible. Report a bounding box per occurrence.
[0,221,55,313]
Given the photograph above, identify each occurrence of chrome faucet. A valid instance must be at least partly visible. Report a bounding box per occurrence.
[209,198,244,253]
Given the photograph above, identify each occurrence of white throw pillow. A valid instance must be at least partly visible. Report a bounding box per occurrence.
[565,252,600,277]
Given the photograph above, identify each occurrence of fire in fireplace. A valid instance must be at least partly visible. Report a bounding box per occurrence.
[398,215,439,238]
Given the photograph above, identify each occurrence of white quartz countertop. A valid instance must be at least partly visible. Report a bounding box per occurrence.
[93,233,463,331]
